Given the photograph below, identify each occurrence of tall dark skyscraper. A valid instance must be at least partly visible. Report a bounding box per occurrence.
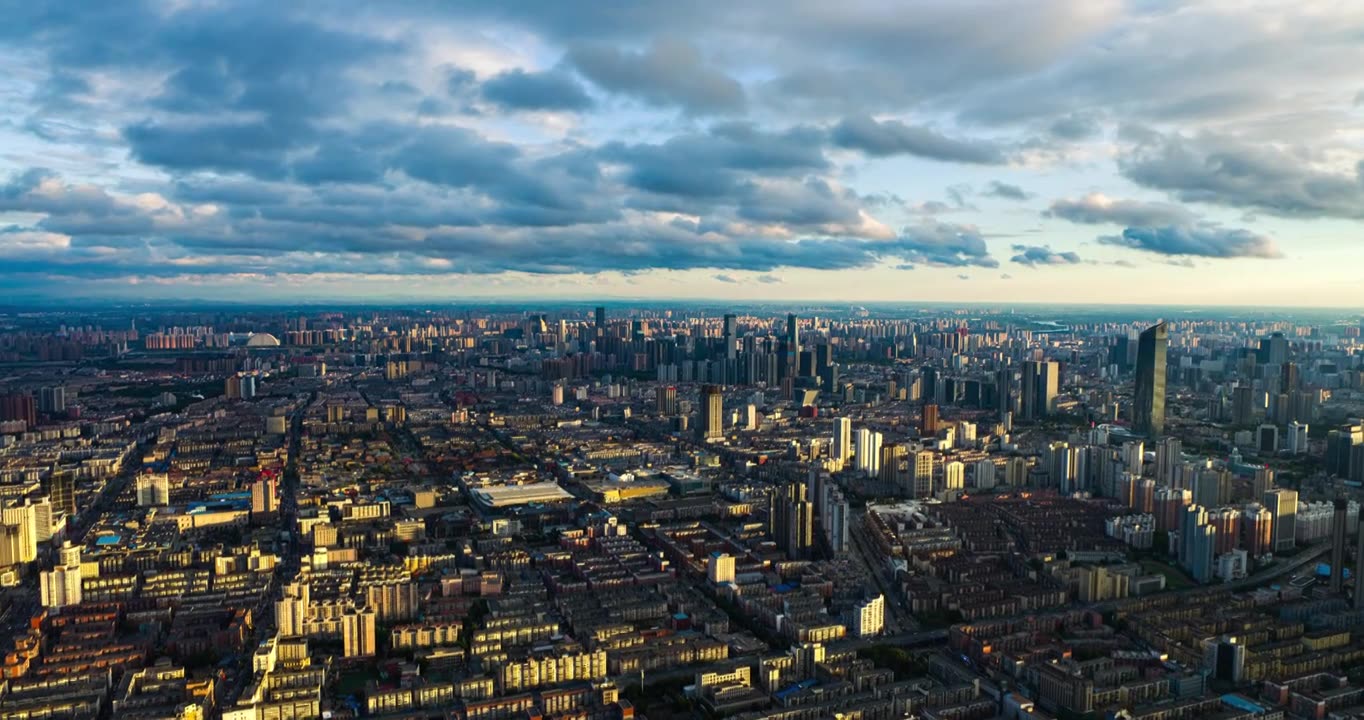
[785,313,800,377]
[1332,497,1348,593]
[723,313,737,360]
[769,482,814,559]
[1020,361,1058,421]
[1134,322,1168,436]
[594,306,606,337]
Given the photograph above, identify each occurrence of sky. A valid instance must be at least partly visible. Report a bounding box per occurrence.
[1,1,1362,307]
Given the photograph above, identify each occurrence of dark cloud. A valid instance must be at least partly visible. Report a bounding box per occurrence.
[124,120,302,179]
[713,273,739,283]
[1119,132,1364,219]
[481,69,593,111]
[983,181,1030,201]
[755,274,782,284]
[1009,244,1081,267]
[830,115,1007,164]
[1098,225,1283,259]
[568,37,745,115]
[604,123,827,199]
[1046,193,1197,226]
[1048,113,1101,140]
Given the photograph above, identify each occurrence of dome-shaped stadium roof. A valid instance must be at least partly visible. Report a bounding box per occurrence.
[245,333,281,347]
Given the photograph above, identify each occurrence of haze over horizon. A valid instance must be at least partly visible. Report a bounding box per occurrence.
[2,1,1363,306]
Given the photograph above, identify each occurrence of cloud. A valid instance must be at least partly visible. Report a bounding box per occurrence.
[957,274,971,280]
[755,274,782,284]
[1098,225,1283,259]
[889,222,999,268]
[604,122,827,199]
[568,37,744,114]
[999,273,1012,279]
[983,181,1030,201]
[830,115,1007,164]
[1046,193,1197,226]
[1119,132,1364,219]
[1009,244,1081,267]
[480,68,593,111]
[713,273,739,283]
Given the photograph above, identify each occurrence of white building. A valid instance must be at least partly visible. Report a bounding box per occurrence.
[974,459,997,490]
[707,552,736,585]
[851,595,885,638]
[944,461,965,490]
[39,541,83,609]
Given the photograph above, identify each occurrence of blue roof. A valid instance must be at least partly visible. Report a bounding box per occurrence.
[1315,563,1353,579]
[1221,694,1264,714]
[95,535,122,546]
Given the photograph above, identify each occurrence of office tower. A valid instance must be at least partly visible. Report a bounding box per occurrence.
[707,552,736,585]
[1257,424,1278,455]
[1111,334,1133,374]
[913,450,935,498]
[657,385,677,415]
[37,386,66,414]
[1332,498,1349,593]
[1155,438,1182,486]
[1326,424,1364,479]
[723,313,737,359]
[745,404,758,430]
[551,383,564,406]
[851,595,885,638]
[832,418,852,465]
[43,473,76,517]
[1263,489,1298,553]
[995,367,1013,417]
[1260,332,1288,366]
[1021,360,1059,420]
[1245,505,1273,557]
[944,461,965,491]
[769,483,814,559]
[921,404,940,437]
[342,605,378,658]
[1232,385,1256,426]
[974,459,997,490]
[785,313,800,378]
[39,541,83,610]
[1133,322,1168,437]
[698,384,724,442]
[252,476,279,518]
[1122,441,1145,476]
[922,367,939,403]
[1281,362,1300,394]
[594,306,606,336]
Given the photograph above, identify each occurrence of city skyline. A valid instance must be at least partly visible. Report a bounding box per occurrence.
[2,2,1364,306]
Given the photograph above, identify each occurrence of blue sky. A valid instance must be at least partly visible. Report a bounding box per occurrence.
[1,1,1362,306]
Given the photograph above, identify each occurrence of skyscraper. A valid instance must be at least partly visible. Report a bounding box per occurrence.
[1263,488,1298,553]
[769,482,814,559]
[785,313,800,378]
[698,385,723,442]
[1134,322,1167,436]
[723,313,737,360]
[913,450,935,498]
[1021,361,1058,420]
[832,417,852,466]
[1332,497,1348,593]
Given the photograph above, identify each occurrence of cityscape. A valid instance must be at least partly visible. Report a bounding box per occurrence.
[0,303,1361,720]
[4,1,1364,720]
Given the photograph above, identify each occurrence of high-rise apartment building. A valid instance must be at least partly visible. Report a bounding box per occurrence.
[1263,488,1298,553]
